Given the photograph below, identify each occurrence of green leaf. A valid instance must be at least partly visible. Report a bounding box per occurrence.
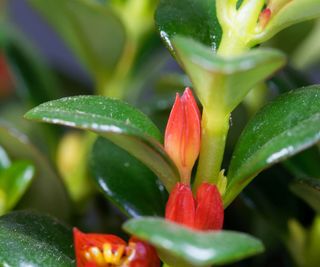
[155,0,222,56]
[0,122,71,220]
[0,146,10,171]
[172,36,286,113]
[254,0,320,44]
[0,211,74,267]
[25,96,179,191]
[291,177,320,214]
[0,161,35,215]
[123,217,264,267]
[29,0,125,82]
[90,137,167,217]
[225,86,320,206]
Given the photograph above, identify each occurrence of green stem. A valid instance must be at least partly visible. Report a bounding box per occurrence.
[217,32,249,56]
[217,0,265,56]
[193,0,266,191]
[194,109,230,191]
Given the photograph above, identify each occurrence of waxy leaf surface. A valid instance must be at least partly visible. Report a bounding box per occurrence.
[124,217,264,267]
[0,211,74,267]
[25,96,179,191]
[225,86,320,206]
[155,0,221,56]
[90,137,167,217]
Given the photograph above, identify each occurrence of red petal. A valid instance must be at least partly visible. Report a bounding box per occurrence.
[165,183,195,228]
[165,88,201,183]
[194,183,224,230]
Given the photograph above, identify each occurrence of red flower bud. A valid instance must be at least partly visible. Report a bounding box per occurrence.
[165,182,224,231]
[165,183,195,228]
[73,228,160,267]
[165,88,201,183]
[259,8,272,29]
[194,183,224,230]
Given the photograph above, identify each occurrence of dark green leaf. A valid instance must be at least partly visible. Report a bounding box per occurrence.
[0,122,71,220]
[90,137,167,217]
[0,161,35,215]
[225,86,320,206]
[155,0,222,56]
[291,177,320,214]
[123,217,264,267]
[0,211,74,267]
[25,96,179,191]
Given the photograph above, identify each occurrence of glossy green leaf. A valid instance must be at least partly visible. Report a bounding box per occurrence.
[225,86,320,206]
[25,96,179,191]
[0,211,74,267]
[0,122,71,220]
[123,217,264,267]
[0,161,35,215]
[155,0,221,56]
[29,0,125,82]
[90,137,167,217]
[254,0,320,45]
[0,146,10,171]
[173,36,286,113]
[291,177,320,214]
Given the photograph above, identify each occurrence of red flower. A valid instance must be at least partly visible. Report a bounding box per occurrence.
[165,182,224,231]
[194,182,224,230]
[73,228,160,267]
[164,183,195,228]
[164,87,201,184]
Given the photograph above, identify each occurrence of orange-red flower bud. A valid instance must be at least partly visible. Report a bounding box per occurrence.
[165,88,201,183]
[165,182,224,231]
[73,228,160,267]
[194,183,224,230]
[165,182,195,228]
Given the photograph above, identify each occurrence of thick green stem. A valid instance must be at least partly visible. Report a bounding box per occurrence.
[217,32,249,56]
[193,0,266,191]
[194,109,230,191]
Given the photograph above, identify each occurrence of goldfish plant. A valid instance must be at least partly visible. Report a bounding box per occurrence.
[0,0,320,267]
